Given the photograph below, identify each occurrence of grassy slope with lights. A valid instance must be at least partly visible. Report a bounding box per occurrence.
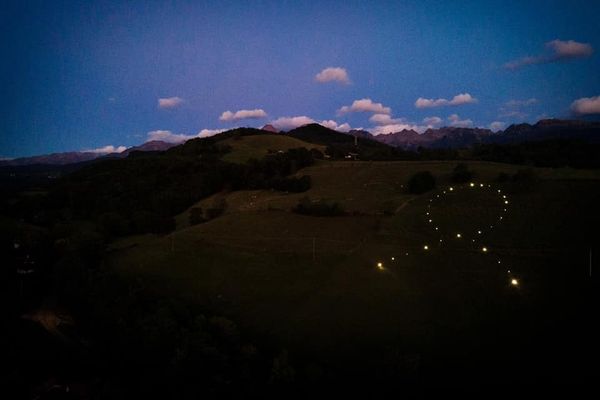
[108,160,600,386]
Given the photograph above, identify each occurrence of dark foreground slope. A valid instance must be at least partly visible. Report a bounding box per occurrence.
[3,128,600,397]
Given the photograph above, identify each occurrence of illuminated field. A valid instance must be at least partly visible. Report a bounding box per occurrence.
[109,160,600,381]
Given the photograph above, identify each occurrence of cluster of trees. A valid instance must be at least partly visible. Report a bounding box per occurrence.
[14,143,317,238]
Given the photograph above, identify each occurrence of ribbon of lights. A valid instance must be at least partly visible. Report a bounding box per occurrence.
[376,182,519,288]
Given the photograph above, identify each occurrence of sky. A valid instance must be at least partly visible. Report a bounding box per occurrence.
[2,0,600,158]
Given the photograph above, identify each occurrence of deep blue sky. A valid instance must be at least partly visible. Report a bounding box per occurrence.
[2,0,600,157]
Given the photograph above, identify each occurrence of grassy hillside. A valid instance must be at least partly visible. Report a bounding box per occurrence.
[221,134,326,164]
[109,160,600,386]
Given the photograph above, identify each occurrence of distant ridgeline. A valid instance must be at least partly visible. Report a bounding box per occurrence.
[3,121,600,236]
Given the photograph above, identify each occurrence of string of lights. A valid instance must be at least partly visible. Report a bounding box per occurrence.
[376,182,519,288]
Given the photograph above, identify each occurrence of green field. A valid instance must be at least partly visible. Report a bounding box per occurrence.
[108,160,600,384]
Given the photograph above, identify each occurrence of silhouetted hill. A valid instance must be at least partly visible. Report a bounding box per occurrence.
[118,140,177,157]
[498,119,600,144]
[261,124,279,133]
[287,124,386,148]
[0,151,103,167]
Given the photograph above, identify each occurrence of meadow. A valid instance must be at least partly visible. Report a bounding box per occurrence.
[107,160,600,387]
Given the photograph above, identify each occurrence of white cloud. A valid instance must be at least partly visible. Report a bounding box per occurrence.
[448,114,473,128]
[489,121,506,132]
[338,98,392,115]
[504,39,593,69]
[570,96,600,115]
[547,39,594,59]
[158,97,184,109]
[315,67,350,84]
[86,145,127,154]
[415,93,477,108]
[146,128,226,143]
[270,116,315,130]
[319,120,351,132]
[219,108,267,121]
[369,113,403,125]
[370,123,426,135]
[423,116,442,126]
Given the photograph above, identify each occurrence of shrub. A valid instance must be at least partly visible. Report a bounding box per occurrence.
[293,197,345,216]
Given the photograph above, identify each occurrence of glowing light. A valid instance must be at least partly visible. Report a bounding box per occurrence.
[505,200,509,205]
[456,233,462,238]
[434,227,439,231]
[503,195,507,199]
[497,189,501,193]
[436,194,440,198]
[405,253,409,256]
[391,257,395,261]
[423,245,429,250]
[470,183,475,187]
[426,212,429,215]
[377,262,384,270]
[428,219,432,223]
[498,260,501,264]
[499,216,503,220]
[482,247,488,252]
[449,187,454,191]
[511,278,519,286]
[480,183,484,187]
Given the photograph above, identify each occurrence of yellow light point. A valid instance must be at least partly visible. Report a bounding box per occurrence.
[426,212,430,215]
[449,187,454,191]
[480,183,484,187]
[429,219,432,223]
[423,245,429,250]
[503,195,507,199]
[377,262,384,270]
[511,278,519,286]
[435,227,439,230]
[470,182,475,187]
[477,230,482,234]
[456,233,462,238]
[482,247,488,252]
[498,260,501,264]
[505,200,509,205]
[391,257,395,261]
[498,189,501,193]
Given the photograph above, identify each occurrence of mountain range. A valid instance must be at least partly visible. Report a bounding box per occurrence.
[3,119,600,167]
